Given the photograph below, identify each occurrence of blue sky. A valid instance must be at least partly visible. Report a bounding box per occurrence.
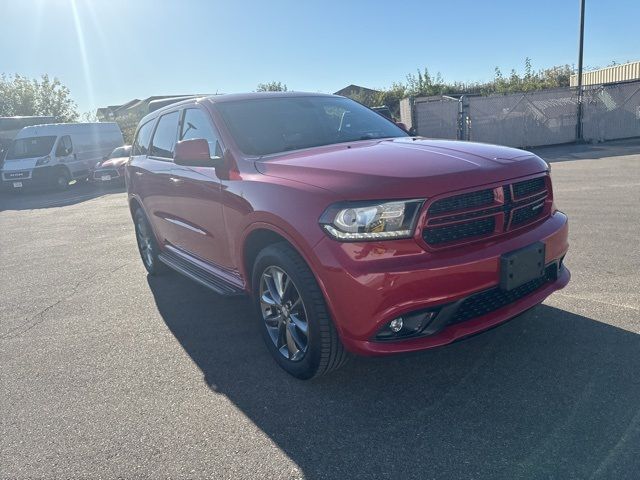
[1,0,638,114]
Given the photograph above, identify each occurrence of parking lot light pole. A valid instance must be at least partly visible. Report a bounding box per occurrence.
[576,0,586,141]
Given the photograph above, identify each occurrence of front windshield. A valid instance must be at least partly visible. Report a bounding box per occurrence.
[216,96,408,156]
[110,146,130,158]
[6,136,57,160]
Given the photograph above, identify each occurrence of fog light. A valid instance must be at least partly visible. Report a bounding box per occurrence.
[375,309,440,341]
[389,317,403,333]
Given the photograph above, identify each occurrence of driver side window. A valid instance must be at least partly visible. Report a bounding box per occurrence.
[180,108,223,157]
[55,135,73,157]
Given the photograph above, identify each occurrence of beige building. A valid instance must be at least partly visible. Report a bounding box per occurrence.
[570,61,640,87]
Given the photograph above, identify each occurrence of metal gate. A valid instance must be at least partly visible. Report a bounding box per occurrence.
[413,97,459,140]
[406,80,640,148]
[582,82,640,142]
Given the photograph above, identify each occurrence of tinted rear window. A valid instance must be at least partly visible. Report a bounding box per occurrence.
[133,121,154,156]
[216,96,407,156]
[150,112,180,158]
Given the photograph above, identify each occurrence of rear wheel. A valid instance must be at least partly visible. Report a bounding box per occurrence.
[133,208,167,275]
[252,242,348,379]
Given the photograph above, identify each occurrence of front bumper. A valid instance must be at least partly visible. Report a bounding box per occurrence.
[90,168,124,184]
[1,167,55,188]
[311,211,570,356]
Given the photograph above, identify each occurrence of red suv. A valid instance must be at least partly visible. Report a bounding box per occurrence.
[126,92,569,379]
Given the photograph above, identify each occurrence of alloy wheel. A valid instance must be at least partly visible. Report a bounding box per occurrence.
[136,216,154,269]
[259,266,309,362]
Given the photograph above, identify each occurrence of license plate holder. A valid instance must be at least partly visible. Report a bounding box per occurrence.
[500,242,545,291]
[13,181,23,188]
[100,175,111,182]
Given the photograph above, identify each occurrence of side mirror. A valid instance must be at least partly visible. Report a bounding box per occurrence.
[408,126,417,136]
[174,139,223,168]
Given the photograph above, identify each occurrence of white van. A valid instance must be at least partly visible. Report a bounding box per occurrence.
[1,122,124,190]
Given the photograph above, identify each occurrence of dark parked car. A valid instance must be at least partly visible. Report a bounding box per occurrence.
[126,92,569,379]
[91,145,131,185]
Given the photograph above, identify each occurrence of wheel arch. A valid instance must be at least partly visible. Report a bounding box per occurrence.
[241,224,321,295]
[53,164,71,178]
[128,196,164,249]
[243,227,293,291]
[128,195,144,219]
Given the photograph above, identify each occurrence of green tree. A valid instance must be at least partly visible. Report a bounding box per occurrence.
[0,74,79,122]
[114,112,139,144]
[81,111,99,122]
[256,81,288,92]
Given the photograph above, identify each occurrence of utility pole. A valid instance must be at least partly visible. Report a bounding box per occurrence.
[576,0,586,141]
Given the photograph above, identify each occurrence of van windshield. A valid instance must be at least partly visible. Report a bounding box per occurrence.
[6,136,57,160]
[216,96,408,157]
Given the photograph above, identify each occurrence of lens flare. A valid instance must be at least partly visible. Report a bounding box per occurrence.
[70,0,96,112]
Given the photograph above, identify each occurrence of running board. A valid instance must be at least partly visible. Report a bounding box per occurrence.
[158,250,244,296]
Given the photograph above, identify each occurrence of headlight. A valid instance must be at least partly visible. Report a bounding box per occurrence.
[35,155,50,166]
[319,199,424,241]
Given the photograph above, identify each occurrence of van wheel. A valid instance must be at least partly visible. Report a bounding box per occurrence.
[54,168,70,190]
[133,208,167,275]
[252,242,348,379]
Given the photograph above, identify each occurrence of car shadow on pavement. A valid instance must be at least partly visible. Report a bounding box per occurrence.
[0,182,125,212]
[147,274,640,480]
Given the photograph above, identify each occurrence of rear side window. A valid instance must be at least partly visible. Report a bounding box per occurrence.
[180,108,223,157]
[150,111,180,159]
[132,120,154,156]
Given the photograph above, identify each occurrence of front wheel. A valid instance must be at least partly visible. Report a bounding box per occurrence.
[53,168,70,190]
[252,242,348,379]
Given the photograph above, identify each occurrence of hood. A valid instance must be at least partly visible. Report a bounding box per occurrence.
[2,157,42,171]
[255,138,549,199]
[98,156,128,169]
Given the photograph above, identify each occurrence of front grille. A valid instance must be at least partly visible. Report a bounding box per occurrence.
[423,217,495,245]
[449,264,558,325]
[513,177,545,198]
[422,175,549,248]
[93,169,119,179]
[430,205,503,225]
[3,170,30,180]
[428,188,494,214]
[511,200,545,226]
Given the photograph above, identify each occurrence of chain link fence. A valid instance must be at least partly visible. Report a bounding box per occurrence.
[403,80,640,148]
[468,89,578,147]
[582,81,640,142]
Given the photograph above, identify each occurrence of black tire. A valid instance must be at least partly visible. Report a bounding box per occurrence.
[252,242,348,379]
[53,168,70,190]
[133,208,167,275]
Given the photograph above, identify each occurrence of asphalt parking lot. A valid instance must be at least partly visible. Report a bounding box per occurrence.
[1,140,639,479]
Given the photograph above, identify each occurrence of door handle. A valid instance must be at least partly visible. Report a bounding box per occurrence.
[134,171,144,176]
[169,176,182,184]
